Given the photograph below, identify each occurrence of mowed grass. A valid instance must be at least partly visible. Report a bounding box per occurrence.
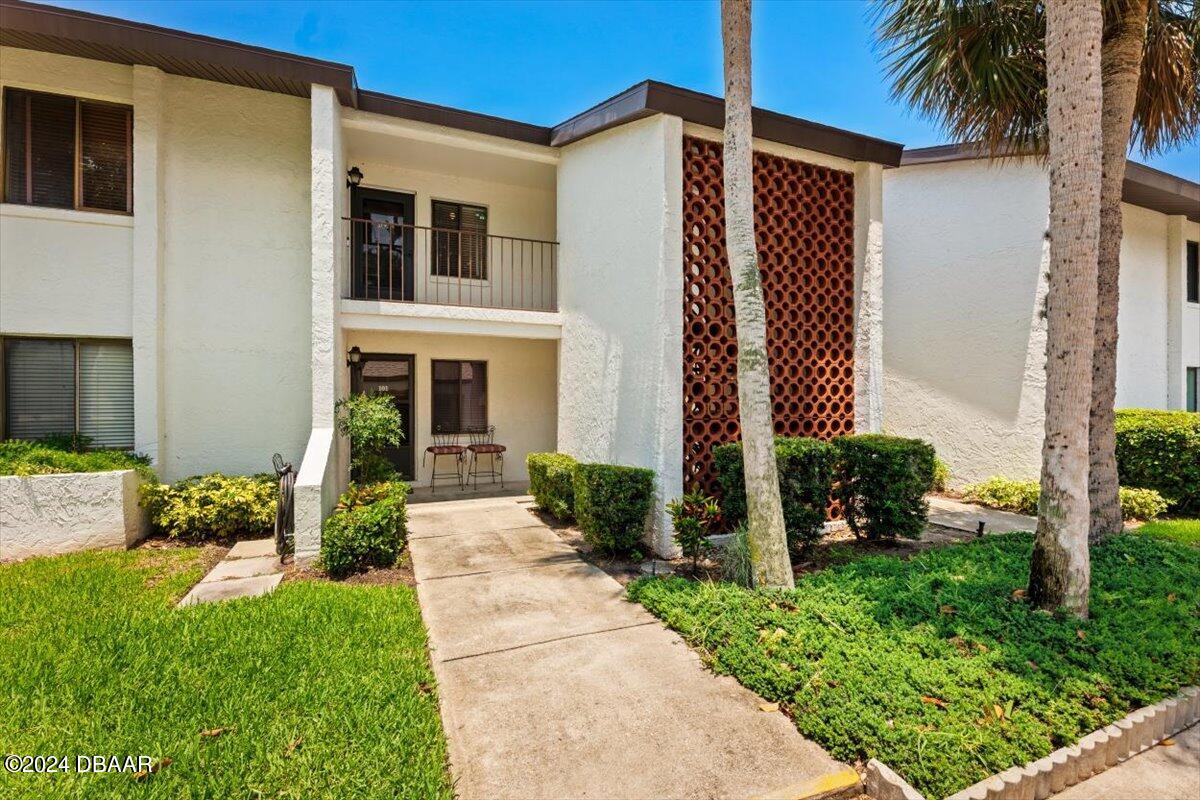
[629,533,1199,799]
[1136,518,1200,546]
[0,548,452,800]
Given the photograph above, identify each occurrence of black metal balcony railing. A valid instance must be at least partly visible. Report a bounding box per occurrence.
[344,217,558,312]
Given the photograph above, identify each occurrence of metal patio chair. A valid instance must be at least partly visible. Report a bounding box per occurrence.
[423,428,466,492]
[466,425,506,488]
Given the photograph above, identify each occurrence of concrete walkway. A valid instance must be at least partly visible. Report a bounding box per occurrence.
[178,538,283,607]
[928,496,1037,534]
[1050,723,1199,800]
[408,495,850,800]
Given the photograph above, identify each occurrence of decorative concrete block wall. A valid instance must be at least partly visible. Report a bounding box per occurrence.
[0,470,147,562]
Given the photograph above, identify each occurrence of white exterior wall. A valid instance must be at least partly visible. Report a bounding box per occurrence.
[884,156,1199,486]
[0,48,313,484]
[556,114,683,555]
[0,470,147,561]
[344,330,558,487]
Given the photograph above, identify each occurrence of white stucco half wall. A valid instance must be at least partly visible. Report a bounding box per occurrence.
[556,114,684,556]
[0,470,147,562]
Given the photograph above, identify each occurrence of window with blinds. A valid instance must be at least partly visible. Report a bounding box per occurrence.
[2,338,134,449]
[432,200,488,280]
[431,360,487,434]
[3,88,132,213]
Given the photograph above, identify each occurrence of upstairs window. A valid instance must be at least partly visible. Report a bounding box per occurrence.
[3,88,132,214]
[432,200,488,280]
[431,360,487,434]
[1187,241,1198,304]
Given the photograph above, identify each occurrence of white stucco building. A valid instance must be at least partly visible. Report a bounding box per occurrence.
[0,0,898,557]
[884,145,1200,486]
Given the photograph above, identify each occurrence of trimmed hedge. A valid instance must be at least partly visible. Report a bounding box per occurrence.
[320,482,410,578]
[573,463,654,555]
[526,452,578,519]
[714,437,835,553]
[833,434,936,540]
[140,473,275,540]
[1115,409,1200,514]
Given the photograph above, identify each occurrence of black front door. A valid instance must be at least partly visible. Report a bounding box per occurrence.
[351,354,415,481]
[351,187,416,301]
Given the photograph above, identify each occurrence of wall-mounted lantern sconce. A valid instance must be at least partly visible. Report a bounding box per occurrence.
[347,166,364,188]
[346,346,363,367]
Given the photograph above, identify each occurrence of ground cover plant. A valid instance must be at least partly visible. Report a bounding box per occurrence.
[0,547,451,799]
[0,439,152,477]
[629,532,1199,798]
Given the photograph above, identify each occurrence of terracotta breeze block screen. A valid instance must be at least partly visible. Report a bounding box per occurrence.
[682,135,856,496]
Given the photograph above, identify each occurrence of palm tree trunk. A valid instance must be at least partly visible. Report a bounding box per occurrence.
[1090,0,1149,542]
[1028,0,1102,618]
[721,0,792,589]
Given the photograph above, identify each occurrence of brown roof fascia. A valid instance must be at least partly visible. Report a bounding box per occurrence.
[357,90,552,146]
[0,0,357,105]
[900,143,1199,222]
[551,80,904,166]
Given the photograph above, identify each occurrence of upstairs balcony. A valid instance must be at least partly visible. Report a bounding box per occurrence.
[344,217,558,313]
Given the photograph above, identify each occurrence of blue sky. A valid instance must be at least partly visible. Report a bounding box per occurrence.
[49,0,1199,179]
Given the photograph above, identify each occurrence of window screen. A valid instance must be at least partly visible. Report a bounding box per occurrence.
[3,338,134,448]
[4,338,76,440]
[432,201,488,279]
[431,360,486,433]
[1187,241,1198,304]
[78,341,134,448]
[3,88,132,213]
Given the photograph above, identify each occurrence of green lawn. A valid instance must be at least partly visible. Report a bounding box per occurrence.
[0,548,452,799]
[629,533,1199,799]
[1135,518,1200,546]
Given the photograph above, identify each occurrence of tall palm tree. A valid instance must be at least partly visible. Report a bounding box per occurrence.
[1029,0,1102,616]
[721,0,793,589]
[874,0,1199,542]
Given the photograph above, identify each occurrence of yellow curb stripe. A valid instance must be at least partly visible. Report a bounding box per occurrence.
[754,766,863,800]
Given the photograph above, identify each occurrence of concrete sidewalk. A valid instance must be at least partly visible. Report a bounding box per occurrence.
[927,495,1038,534]
[1050,723,1199,800]
[408,495,850,800]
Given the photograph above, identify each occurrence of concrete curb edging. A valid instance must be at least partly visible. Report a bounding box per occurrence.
[862,685,1198,800]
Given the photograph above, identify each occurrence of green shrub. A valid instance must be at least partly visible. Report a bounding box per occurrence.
[832,434,936,540]
[0,439,152,477]
[573,463,654,555]
[963,476,1168,522]
[720,523,754,587]
[335,393,404,483]
[932,457,950,493]
[1115,409,1200,514]
[526,452,578,519]
[140,473,275,540]
[319,482,410,579]
[714,437,835,553]
[963,476,1041,516]
[666,491,722,573]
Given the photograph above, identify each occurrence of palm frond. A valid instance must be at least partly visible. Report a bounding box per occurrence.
[1133,0,1199,154]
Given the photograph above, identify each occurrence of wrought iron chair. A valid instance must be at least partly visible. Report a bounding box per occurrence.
[423,428,466,492]
[466,425,506,488]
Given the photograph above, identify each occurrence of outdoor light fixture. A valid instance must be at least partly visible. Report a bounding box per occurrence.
[346,166,363,188]
[346,346,363,367]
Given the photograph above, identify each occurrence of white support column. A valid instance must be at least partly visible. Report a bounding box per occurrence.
[132,66,165,467]
[1165,215,1187,409]
[295,84,345,563]
[853,161,884,433]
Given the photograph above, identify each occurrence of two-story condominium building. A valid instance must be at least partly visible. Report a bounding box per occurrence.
[0,0,901,557]
[884,145,1200,486]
